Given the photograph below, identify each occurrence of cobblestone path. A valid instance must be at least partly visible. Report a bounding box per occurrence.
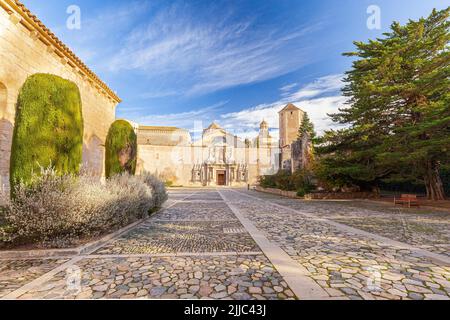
[0,189,448,300]
[220,190,450,300]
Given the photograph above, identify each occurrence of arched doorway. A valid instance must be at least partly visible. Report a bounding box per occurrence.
[0,82,12,191]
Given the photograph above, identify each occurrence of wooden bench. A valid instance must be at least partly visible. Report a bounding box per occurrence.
[394,194,420,208]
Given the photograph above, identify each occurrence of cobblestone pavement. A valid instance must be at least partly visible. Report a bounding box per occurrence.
[18,255,293,300]
[0,259,68,298]
[221,190,450,300]
[153,202,238,221]
[239,190,450,257]
[0,189,294,300]
[0,189,448,300]
[94,221,259,254]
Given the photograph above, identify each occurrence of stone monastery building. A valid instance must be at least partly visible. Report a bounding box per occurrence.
[0,1,306,188]
[136,120,279,187]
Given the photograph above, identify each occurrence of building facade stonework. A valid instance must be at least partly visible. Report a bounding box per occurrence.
[136,121,279,187]
[0,0,120,189]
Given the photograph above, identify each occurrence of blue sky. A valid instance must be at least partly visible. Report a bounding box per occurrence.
[23,0,449,139]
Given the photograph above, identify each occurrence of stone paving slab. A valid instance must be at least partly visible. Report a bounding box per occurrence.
[187,192,224,201]
[240,190,450,257]
[0,259,69,298]
[167,193,195,200]
[225,190,450,300]
[15,255,295,300]
[93,221,260,254]
[2,189,449,300]
[153,202,238,221]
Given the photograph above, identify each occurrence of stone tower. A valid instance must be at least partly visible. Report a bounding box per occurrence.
[258,119,270,147]
[278,103,305,170]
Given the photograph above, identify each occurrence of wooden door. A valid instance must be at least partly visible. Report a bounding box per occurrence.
[217,172,226,185]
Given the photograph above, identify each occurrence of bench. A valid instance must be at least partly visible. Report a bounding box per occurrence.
[394,194,420,208]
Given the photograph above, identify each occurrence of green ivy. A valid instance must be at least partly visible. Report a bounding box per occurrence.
[10,74,83,190]
[105,120,137,178]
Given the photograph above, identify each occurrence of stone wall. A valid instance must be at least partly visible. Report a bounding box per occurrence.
[0,3,120,189]
[256,186,380,200]
[290,134,312,173]
[137,144,277,186]
[304,192,380,200]
[255,186,301,199]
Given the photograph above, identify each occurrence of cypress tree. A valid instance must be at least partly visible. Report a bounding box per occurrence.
[10,74,83,189]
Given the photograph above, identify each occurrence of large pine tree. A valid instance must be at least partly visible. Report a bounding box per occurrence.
[316,8,450,200]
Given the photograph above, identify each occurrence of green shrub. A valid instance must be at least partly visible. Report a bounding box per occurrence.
[9,74,83,189]
[105,120,137,178]
[296,188,306,197]
[260,169,316,193]
[259,175,276,189]
[165,180,174,187]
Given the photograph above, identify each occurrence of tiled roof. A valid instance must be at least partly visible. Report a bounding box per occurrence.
[0,0,121,103]
[139,126,187,132]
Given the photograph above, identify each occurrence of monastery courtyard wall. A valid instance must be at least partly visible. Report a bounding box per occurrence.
[0,1,120,189]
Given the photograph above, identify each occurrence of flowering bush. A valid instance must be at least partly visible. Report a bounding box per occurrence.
[141,171,168,208]
[0,168,167,248]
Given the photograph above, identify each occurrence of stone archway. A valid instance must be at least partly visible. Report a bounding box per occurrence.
[82,135,104,178]
[0,82,12,191]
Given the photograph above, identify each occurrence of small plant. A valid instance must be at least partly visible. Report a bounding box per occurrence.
[165,180,174,187]
[296,189,306,197]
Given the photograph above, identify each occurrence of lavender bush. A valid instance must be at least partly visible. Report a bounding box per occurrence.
[141,171,168,208]
[0,168,167,248]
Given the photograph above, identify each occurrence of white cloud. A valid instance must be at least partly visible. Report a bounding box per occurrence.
[131,100,229,129]
[124,75,346,140]
[138,90,178,99]
[280,83,298,93]
[52,1,152,63]
[107,2,323,95]
[281,74,344,100]
[220,74,347,136]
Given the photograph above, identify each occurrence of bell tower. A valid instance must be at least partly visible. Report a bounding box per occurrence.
[278,103,305,170]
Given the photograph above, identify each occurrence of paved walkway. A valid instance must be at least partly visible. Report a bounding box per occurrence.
[0,189,449,300]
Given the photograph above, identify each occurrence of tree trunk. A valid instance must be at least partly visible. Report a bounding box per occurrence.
[424,160,445,201]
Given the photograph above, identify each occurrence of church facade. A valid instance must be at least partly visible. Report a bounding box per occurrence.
[136,121,279,187]
[136,103,307,186]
